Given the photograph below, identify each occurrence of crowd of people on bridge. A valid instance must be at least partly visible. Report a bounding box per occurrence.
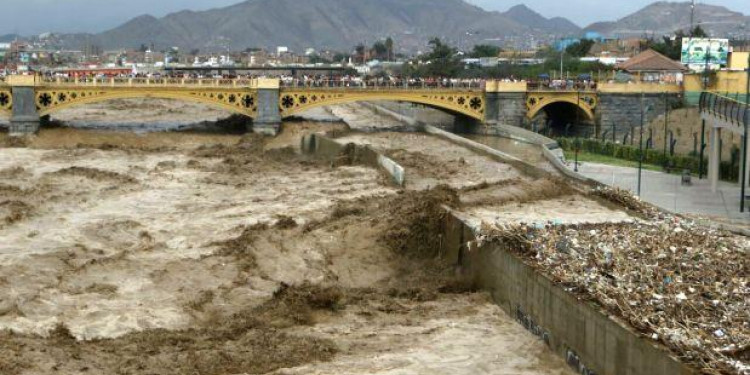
[25,69,602,91]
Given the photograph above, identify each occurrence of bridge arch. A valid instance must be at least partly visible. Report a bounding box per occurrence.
[33,88,258,118]
[278,90,486,121]
[526,94,597,136]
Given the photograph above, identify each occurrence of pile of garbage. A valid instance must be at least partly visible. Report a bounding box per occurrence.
[590,186,656,217]
[488,216,749,374]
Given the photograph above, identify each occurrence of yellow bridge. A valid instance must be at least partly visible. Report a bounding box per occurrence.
[0,75,682,136]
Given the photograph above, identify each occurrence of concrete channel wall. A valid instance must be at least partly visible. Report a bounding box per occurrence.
[423,125,550,179]
[439,215,697,375]
[364,102,593,183]
[475,121,602,185]
[301,133,405,187]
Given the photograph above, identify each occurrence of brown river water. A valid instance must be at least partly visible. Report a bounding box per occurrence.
[0,99,593,375]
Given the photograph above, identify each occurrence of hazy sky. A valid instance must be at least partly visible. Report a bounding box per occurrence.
[1,0,749,36]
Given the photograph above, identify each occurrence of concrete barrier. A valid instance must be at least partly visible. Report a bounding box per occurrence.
[423,125,549,179]
[477,122,602,185]
[301,133,405,187]
[359,102,418,126]
[439,214,697,375]
[480,122,559,149]
[365,100,589,183]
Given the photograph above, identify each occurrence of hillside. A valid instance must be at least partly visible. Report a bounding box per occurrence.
[504,5,580,34]
[585,1,750,38]
[70,0,581,52]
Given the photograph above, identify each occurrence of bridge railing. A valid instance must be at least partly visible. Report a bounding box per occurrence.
[280,79,485,91]
[37,76,263,88]
[699,91,748,128]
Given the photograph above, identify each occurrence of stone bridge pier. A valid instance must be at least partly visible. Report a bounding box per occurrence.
[7,76,41,136]
[483,81,528,129]
[252,79,282,135]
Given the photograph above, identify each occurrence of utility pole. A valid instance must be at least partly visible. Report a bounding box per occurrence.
[573,88,581,136]
[638,93,646,197]
[699,42,711,180]
[741,51,750,212]
[690,0,696,36]
[663,91,670,158]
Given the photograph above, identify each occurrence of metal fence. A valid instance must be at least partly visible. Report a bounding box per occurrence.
[280,79,484,90]
[37,76,258,88]
[699,92,748,128]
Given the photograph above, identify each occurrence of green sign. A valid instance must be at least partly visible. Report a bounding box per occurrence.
[681,38,729,65]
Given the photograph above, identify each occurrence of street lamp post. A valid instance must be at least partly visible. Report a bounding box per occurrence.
[638,94,652,197]
[560,49,564,82]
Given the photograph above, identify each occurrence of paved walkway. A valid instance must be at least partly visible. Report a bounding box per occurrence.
[576,162,750,226]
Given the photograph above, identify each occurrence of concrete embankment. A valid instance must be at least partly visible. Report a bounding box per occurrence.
[362,101,598,184]
[301,133,405,187]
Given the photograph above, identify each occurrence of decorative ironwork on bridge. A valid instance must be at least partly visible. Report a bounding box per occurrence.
[278,88,486,121]
[31,78,260,117]
[33,87,258,117]
[0,88,12,115]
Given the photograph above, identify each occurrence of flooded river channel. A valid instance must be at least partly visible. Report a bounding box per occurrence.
[0,99,586,374]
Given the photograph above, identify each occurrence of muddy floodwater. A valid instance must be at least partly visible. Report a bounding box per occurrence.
[0,100,607,375]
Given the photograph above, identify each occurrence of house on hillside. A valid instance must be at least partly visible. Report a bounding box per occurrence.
[615,49,687,83]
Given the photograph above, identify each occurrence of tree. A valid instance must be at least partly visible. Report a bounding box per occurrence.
[565,39,595,57]
[385,37,394,61]
[355,44,366,63]
[470,44,502,58]
[372,41,388,60]
[402,38,463,77]
[643,34,682,60]
[640,28,697,60]
[691,25,708,38]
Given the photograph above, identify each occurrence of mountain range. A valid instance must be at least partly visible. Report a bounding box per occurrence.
[585,1,750,38]
[63,0,579,52]
[24,0,750,53]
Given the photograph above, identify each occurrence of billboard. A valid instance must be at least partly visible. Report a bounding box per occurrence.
[681,38,729,66]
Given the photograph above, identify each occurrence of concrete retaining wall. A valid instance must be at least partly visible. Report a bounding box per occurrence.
[597,93,679,138]
[439,215,697,375]
[475,122,560,149]
[473,122,601,185]
[301,133,405,187]
[424,125,549,179]
[363,101,454,131]
[369,102,591,184]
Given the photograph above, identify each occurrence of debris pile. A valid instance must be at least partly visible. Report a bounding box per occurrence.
[590,186,655,216]
[488,217,749,374]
